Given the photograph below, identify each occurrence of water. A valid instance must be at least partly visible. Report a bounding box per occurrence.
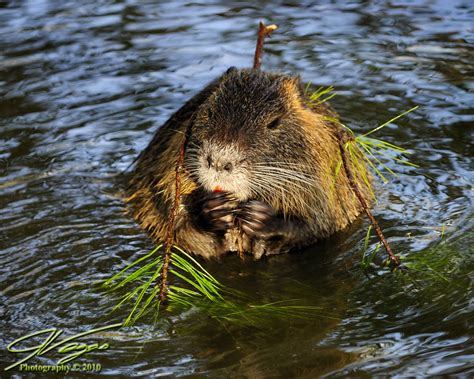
[1,0,472,377]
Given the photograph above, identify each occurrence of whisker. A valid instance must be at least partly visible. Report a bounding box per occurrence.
[249,176,315,215]
[254,162,316,169]
[252,170,316,188]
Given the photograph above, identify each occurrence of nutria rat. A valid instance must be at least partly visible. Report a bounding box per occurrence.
[126,67,372,259]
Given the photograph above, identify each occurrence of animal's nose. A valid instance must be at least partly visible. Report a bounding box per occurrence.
[207,155,233,172]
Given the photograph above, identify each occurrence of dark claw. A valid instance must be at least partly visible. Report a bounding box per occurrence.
[207,209,236,224]
[202,193,237,213]
[237,200,275,237]
[240,219,266,236]
[245,201,275,216]
[200,191,239,232]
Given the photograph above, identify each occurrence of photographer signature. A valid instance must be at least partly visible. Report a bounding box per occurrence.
[5,323,122,371]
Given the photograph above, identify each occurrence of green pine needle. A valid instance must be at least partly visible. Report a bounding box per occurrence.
[319,95,419,185]
[362,106,419,137]
[304,83,337,106]
[103,245,338,326]
[306,85,418,185]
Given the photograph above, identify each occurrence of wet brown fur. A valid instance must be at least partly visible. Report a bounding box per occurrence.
[126,68,372,258]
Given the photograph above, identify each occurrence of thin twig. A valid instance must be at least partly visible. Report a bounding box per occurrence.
[336,130,400,267]
[253,22,278,70]
[158,135,187,303]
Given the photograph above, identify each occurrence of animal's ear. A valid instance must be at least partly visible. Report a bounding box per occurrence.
[281,75,303,106]
[281,75,302,92]
[225,66,238,75]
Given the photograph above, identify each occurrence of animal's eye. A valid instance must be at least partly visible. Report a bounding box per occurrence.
[267,117,280,130]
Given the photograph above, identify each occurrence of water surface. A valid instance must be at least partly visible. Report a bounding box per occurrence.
[1,0,473,377]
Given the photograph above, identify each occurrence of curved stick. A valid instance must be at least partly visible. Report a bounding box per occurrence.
[336,130,400,267]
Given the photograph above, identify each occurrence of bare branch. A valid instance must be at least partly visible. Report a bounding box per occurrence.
[336,130,400,267]
[253,22,278,69]
[158,134,187,303]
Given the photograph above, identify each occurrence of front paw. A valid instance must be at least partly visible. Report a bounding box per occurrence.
[200,192,239,232]
[237,200,275,237]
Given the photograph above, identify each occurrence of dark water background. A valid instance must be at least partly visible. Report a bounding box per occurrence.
[1,0,473,377]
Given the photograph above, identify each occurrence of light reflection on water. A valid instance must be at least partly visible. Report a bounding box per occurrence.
[0,0,473,376]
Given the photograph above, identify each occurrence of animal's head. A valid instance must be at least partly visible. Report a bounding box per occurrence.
[186,68,318,208]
